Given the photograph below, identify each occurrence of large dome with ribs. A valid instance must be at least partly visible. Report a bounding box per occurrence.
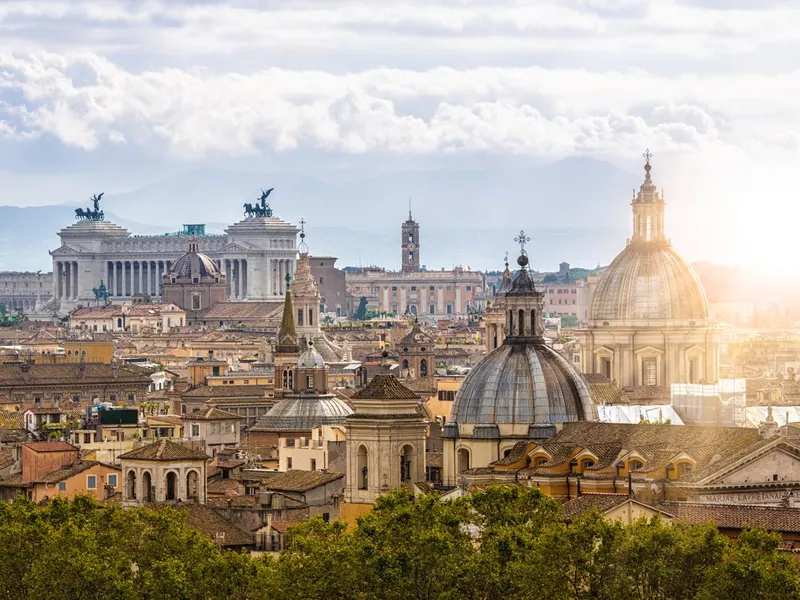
[589,243,708,325]
[452,340,594,424]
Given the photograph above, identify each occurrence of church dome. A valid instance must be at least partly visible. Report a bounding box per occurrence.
[590,243,708,325]
[452,340,595,424]
[297,343,325,369]
[589,156,708,326]
[168,240,222,280]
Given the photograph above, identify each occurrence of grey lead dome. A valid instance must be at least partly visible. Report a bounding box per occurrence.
[451,340,594,424]
[589,243,708,326]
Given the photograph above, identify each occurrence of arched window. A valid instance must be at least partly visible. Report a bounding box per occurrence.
[309,309,314,327]
[518,309,525,336]
[117,318,123,328]
[400,445,415,482]
[283,368,293,390]
[402,359,409,371]
[645,215,652,241]
[628,460,644,471]
[531,309,536,335]
[142,471,152,502]
[508,310,514,335]
[580,459,595,472]
[536,457,548,466]
[420,359,428,377]
[187,470,199,501]
[165,471,177,501]
[357,445,368,490]
[127,470,137,500]
[457,448,470,473]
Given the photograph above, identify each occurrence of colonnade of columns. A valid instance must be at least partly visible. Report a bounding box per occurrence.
[221,259,250,300]
[270,258,293,296]
[107,260,171,298]
[54,261,79,300]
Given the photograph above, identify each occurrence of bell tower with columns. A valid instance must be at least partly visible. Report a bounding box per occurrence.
[401,209,420,273]
[630,149,667,245]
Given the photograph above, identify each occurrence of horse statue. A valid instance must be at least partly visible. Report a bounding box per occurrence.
[75,207,86,220]
[243,202,255,218]
[243,189,275,218]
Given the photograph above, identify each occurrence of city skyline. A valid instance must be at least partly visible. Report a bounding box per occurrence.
[2,1,800,271]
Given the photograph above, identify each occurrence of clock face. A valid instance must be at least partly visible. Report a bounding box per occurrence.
[407,243,416,250]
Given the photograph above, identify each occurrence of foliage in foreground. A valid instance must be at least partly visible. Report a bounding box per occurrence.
[0,488,799,600]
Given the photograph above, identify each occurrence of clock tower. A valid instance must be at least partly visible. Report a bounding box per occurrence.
[401,211,420,274]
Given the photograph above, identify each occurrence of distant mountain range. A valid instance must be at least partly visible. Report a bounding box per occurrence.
[0,157,634,272]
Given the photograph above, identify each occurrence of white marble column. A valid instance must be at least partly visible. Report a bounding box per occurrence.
[55,262,62,299]
[72,262,78,299]
[241,259,247,299]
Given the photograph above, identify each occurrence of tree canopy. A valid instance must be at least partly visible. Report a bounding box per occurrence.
[1,488,799,600]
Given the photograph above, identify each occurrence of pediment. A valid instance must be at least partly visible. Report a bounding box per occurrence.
[50,245,79,256]
[592,346,615,356]
[702,441,800,486]
[221,242,253,253]
[634,345,665,356]
[684,344,706,356]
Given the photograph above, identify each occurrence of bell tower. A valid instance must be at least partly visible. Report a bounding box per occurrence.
[401,209,420,274]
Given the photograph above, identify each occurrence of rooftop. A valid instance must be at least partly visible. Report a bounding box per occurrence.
[261,470,344,493]
[352,374,419,400]
[119,439,209,462]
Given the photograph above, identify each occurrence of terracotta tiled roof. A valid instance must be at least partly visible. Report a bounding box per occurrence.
[0,448,15,470]
[199,302,283,320]
[182,407,243,421]
[207,479,245,496]
[559,493,633,520]
[352,374,419,400]
[35,460,119,484]
[119,439,209,461]
[172,504,253,547]
[23,441,77,453]
[664,502,800,533]
[261,470,344,493]
[0,363,152,386]
[0,411,24,430]
[426,451,443,468]
[621,386,671,403]
[414,481,435,494]
[269,520,302,535]
[182,385,270,399]
[491,440,529,466]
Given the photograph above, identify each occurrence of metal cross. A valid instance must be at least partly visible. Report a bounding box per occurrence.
[503,251,509,264]
[299,218,306,233]
[514,231,530,254]
[643,148,653,164]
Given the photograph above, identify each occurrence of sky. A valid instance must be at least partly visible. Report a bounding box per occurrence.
[1,0,800,270]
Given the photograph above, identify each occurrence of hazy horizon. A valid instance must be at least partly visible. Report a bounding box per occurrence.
[2,1,800,272]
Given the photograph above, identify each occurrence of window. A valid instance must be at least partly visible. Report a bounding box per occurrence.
[109,394,117,402]
[429,305,435,314]
[108,474,118,488]
[310,459,316,471]
[58,482,66,491]
[438,390,456,401]
[536,457,548,466]
[429,286,434,291]
[87,475,97,490]
[411,286,417,292]
[128,393,135,402]
[466,286,471,291]
[191,424,200,437]
[309,309,313,326]
[297,309,304,326]
[320,276,324,285]
[191,294,201,310]
[392,286,397,292]
[286,439,295,448]
[322,512,330,523]
[677,463,693,477]
[642,358,657,386]
[628,460,644,471]
[306,375,313,390]
[580,459,595,472]
[84,433,92,444]
[210,423,220,435]
[446,304,452,314]
[286,457,292,469]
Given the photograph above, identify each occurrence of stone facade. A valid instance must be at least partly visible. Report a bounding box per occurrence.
[50,215,299,315]
[309,256,347,317]
[0,271,53,312]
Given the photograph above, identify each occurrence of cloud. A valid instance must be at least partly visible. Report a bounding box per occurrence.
[0,52,768,160]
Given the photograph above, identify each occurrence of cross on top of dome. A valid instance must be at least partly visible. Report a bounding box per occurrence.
[298,218,308,253]
[514,230,531,268]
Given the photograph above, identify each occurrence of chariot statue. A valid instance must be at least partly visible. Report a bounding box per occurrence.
[75,192,105,221]
[244,188,275,218]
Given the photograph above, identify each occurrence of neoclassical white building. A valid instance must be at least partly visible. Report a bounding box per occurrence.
[49,207,299,315]
[575,157,720,387]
